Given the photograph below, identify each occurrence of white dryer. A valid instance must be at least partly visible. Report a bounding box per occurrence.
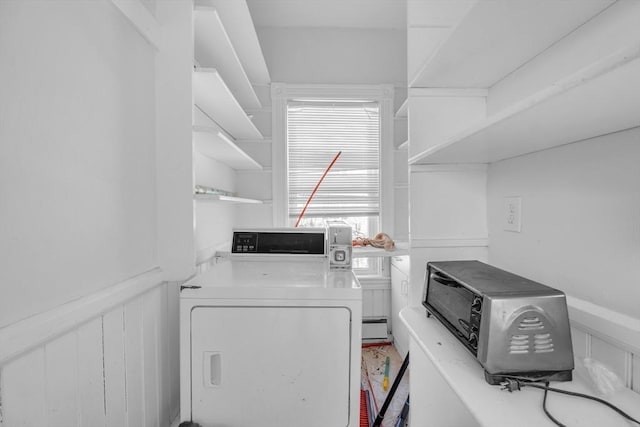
[180,228,362,427]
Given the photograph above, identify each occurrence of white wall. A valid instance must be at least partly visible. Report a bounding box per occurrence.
[256,27,406,85]
[487,129,640,319]
[0,1,189,424]
[0,0,158,329]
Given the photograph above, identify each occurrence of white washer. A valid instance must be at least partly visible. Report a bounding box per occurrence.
[180,230,362,427]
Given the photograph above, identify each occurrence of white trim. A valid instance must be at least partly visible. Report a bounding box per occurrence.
[411,237,489,248]
[271,83,288,226]
[0,268,164,365]
[110,0,161,50]
[567,296,640,355]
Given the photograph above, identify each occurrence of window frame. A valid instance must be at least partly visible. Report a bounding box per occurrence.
[271,83,395,239]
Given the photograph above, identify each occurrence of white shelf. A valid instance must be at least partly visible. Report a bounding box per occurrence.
[353,241,409,258]
[194,7,261,110]
[193,125,262,170]
[401,306,640,427]
[196,0,270,86]
[395,99,408,118]
[193,68,262,140]
[410,0,615,88]
[397,140,408,151]
[409,44,640,165]
[110,0,160,49]
[194,194,263,204]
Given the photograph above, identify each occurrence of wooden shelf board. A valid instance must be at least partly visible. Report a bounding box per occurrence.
[196,0,270,86]
[395,99,408,118]
[194,7,261,110]
[110,0,160,49]
[410,0,615,88]
[410,45,640,165]
[194,194,263,204]
[193,125,262,171]
[193,68,262,140]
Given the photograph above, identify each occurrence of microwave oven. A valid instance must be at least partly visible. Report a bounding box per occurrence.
[423,260,574,384]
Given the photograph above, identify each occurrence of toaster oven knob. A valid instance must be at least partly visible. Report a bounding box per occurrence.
[471,297,482,313]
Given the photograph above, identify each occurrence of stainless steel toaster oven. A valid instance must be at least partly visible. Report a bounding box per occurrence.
[423,260,574,384]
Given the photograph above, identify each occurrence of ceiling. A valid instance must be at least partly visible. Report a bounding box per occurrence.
[246,0,407,30]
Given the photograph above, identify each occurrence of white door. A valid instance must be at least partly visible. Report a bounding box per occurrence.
[190,306,352,427]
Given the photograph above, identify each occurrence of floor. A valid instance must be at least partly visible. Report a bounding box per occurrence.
[361,343,410,427]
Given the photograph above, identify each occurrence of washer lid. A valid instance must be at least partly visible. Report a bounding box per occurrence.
[181,259,361,300]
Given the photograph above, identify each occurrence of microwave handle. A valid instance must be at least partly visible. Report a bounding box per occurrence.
[430,272,461,288]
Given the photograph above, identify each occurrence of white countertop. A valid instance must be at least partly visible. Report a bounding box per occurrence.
[400,306,640,427]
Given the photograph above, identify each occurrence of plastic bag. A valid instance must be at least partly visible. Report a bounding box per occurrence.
[578,357,624,398]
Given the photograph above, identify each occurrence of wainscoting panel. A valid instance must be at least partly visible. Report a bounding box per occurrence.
[361,278,392,321]
[0,273,180,427]
[45,332,79,426]
[568,297,640,395]
[634,354,639,393]
[77,318,106,426]
[125,297,145,427]
[104,306,128,427]
[1,348,47,426]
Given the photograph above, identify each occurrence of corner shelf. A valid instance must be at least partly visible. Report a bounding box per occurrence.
[193,124,262,171]
[410,0,615,88]
[193,68,263,140]
[409,43,640,165]
[194,7,261,110]
[194,194,263,204]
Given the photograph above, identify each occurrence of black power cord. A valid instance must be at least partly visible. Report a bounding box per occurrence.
[500,377,640,426]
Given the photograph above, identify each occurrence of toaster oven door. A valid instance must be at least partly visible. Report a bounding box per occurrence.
[423,269,480,354]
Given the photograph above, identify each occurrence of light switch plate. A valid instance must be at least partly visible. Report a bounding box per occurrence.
[504,197,522,232]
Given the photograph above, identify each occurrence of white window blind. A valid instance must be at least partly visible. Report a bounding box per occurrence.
[287,101,380,219]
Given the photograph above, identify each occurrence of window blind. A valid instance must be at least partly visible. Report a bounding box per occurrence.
[287,101,380,218]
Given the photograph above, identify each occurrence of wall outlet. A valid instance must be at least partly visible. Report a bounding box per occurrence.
[503,197,522,232]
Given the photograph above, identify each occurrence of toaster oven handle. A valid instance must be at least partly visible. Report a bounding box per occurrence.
[430,272,461,287]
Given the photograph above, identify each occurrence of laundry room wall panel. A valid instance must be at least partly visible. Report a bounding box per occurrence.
[361,278,392,320]
[235,140,273,168]
[0,280,179,427]
[103,307,128,427]
[234,204,274,230]
[0,0,158,330]
[45,332,79,426]
[487,130,640,319]
[590,335,628,385]
[0,349,47,426]
[125,297,146,427]
[634,355,640,393]
[142,289,161,427]
[194,152,236,265]
[236,169,272,201]
[77,318,106,426]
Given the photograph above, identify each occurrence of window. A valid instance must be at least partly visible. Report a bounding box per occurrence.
[287,101,380,237]
[271,84,395,275]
